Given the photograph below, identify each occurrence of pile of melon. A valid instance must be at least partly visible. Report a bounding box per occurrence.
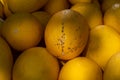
[0,0,120,80]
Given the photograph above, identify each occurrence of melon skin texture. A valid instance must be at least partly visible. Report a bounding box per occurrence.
[0,36,13,80]
[13,47,59,80]
[45,9,89,60]
[104,53,120,80]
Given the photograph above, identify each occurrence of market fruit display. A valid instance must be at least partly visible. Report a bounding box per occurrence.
[0,0,120,80]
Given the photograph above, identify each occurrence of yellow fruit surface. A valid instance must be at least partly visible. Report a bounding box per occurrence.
[86,25,120,70]
[1,0,119,80]
[58,57,102,80]
[45,9,89,60]
[7,0,48,12]
[69,0,92,4]
[102,0,120,13]
[44,0,69,15]
[13,47,59,80]
[71,2,102,29]
[104,3,120,34]
[104,53,120,80]
[0,36,13,80]
[1,13,42,51]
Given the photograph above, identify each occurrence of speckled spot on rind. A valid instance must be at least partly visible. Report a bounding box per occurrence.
[55,22,65,55]
[61,22,65,55]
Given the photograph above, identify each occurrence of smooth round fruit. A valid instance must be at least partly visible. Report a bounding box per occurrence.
[45,9,89,60]
[1,12,42,51]
[0,36,13,80]
[69,0,92,4]
[104,53,120,80]
[104,3,120,34]
[44,0,69,15]
[7,0,48,12]
[71,2,102,29]
[13,47,59,80]
[86,25,120,70]
[58,57,102,80]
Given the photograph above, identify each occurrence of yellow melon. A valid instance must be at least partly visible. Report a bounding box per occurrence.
[7,0,48,12]
[104,53,120,80]
[45,9,89,60]
[58,57,102,80]
[86,25,120,70]
[104,3,120,34]
[13,47,59,80]
[0,36,13,80]
[1,12,42,51]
